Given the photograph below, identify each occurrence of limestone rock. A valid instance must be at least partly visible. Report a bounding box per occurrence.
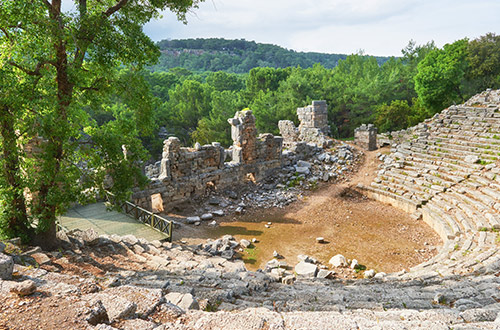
[31,252,51,265]
[317,269,334,279]
[294,261,318,277]
[329,254,347,267]
[0,253,14,280]
[316,237,325,243]
[165,292,199,311]
[9,279,37,296]
[350,259,359,269]
[120,318,156,330]
[364,269,376,279]
[81,228,100,246]
[85,299,109,326]
[464,155,479,164]
[121,235,138,246]
[201,213,213,221]
[240,239,251,248]
[186,216,201,224]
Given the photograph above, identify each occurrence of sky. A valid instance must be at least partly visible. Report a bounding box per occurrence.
[144,0,500,57]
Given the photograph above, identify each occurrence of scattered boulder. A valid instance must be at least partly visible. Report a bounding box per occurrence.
[282,275,295,285]
[85,299,109,326]
[201,213,213,221]
[186,216,201,224]
[213,210,225,217]
[350,259,359,269]
[240,239,251,248]
[317,269,334,279]
[0,253,14,280]
[121,235,139,246]
[464,155,479,164]
[294,261,318,277]
[316,237,325,243]
[329,254,347,267]
[363,269,376,279]
[31,252,51,265]
[9,279,37,296]
[165,292,199,311]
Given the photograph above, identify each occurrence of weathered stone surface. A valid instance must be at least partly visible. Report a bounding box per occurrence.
[31,252,51,265]
[464,155,479,164]
[121,235,138,246]
[354,124,377,151]
[85,299,109,326]
[317,269,334,279]
[186,216,201,224]
[0,242,6,254]
[329,254,347,267]
[364,269,376,279]
[240,239,251,248]
[0,253,14,280]
[165,292,199,311]
[294,261,318,277]
[120,318,156,330]
[201,213,213,221]
[9,279,36,296]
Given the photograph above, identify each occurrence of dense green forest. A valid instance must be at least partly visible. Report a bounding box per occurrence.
[133,34,500,157]
[150,38,391,73]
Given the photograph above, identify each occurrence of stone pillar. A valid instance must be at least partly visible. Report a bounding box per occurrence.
[159,137,181,180]
[228,110,257,164]
[297,100,329,135]
[354,124,377,151]
[278,120,299,146]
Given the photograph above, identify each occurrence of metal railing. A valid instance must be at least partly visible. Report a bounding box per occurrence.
[106,192,173,242]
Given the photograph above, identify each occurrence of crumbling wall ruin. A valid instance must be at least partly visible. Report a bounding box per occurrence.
[133,110,283,211]
[279,101,331,148]
[354,124,377,151]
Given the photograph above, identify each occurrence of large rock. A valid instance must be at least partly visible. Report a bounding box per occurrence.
[9,279,37,296]
[329,254,347,267]
[464,155,479,164]
[121,234,139,246]
[84,299,109,326]
[0,253,14,280]
[294,261,318,277]
[186,216,201,224]
[165,292,199,311]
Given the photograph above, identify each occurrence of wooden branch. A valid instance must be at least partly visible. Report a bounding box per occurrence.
[104,0,128,17]
[8,60,52,76]
[0,27,12,42]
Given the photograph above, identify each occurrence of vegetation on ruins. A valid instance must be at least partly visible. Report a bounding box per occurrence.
[0,0,203,247]
[1,1,499,250]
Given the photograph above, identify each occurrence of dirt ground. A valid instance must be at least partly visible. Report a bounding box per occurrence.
[176,146,442,273]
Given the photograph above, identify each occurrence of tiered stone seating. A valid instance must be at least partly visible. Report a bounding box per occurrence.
[360,89,500,278]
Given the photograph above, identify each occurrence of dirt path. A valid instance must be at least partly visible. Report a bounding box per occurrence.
[177,145,442,274]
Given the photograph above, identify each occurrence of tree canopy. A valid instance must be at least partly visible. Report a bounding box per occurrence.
[0,0,203,247]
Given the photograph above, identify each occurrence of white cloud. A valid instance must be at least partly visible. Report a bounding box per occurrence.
[144,0,500,56]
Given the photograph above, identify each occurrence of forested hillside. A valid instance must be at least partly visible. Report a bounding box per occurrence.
[150,38,391,73]
[133,34,500,158]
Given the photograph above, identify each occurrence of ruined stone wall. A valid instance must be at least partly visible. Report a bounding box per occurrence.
[279,101,331,148]
[133,110,282,211]
[354,124,377,151]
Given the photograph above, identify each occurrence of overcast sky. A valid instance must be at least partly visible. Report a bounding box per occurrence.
[143,0,500,56]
